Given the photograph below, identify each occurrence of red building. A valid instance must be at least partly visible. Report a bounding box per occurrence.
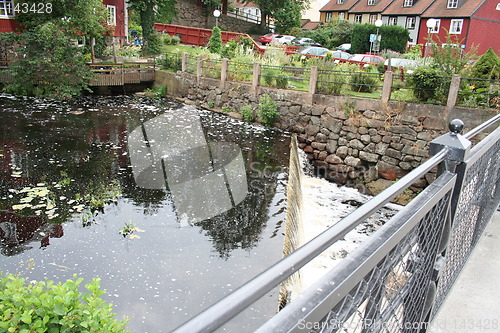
[418,0,500,55]
[0,0,128,44]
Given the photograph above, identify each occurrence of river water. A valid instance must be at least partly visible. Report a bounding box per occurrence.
[0,94,291,332]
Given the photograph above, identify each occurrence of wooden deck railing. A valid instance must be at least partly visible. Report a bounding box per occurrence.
[88,62,156,86]
[0,61,156,86]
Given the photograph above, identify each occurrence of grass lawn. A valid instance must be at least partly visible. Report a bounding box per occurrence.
[163,44,205,55]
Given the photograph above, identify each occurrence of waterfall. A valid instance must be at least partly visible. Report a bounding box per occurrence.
[279,135,305,308]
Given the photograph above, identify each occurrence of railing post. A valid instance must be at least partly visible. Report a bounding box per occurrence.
[446,74,461,109]
[220,58,229,89]
[381,71,393,104]
[181,52,188,72]
[252,62,261,95]
[197,55,203,83]
[422,119,472,327]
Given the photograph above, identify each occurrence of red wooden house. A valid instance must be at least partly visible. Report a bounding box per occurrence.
[417,0,500,55]
[0,0,128,44]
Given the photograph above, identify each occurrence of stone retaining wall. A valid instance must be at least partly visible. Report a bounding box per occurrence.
[173,0,260,33]
[156,70,498,203]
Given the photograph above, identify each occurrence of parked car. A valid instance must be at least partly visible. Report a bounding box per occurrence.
[297,46,331,57]
[328,50,352,60]
[258,33,279,45]
[349,54,385,65]
[384,58,419,69]
[291,37,321,47]
[335,43,351,52]
[272,35,296,45]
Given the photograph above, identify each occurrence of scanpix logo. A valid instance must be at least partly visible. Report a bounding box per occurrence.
[297,318,434,331]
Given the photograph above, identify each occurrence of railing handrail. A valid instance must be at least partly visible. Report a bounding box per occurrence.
[463,113,500,140]
[173,114,500,332]
[173,150,451,332]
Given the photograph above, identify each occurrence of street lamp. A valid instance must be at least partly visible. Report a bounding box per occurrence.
[425,18,437,63]
[370,19,383,54]
[213,9,221,28]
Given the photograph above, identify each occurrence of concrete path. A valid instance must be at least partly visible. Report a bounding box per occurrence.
[428,211,500,333]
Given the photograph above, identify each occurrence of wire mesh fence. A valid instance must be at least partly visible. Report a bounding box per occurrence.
[160,51,183,72]
[201,58,222,79]
[260,64,311,92]
[227,60,254,84]
[389,73,453,106]
[457,77,500,109]
[317,69,383,98]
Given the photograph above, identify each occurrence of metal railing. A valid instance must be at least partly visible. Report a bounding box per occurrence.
[172,114,500,332]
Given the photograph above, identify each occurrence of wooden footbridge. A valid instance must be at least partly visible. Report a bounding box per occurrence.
[0,61,156,87]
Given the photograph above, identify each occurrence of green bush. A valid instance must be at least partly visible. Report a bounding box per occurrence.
[258,94,279,126]
[144,30,163,55]
[471,48,500,80]
[209,26,222,54]
[240,105,254,122]
[161,53,182,71]
[407,67,446,102]
[0,272,129,332]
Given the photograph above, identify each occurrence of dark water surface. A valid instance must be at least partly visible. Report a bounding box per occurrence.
[0,94,291,332]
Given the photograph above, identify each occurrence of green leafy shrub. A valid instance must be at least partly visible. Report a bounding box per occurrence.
[261,67,288,88]
[0,272,129,332]
[240,105,254,122]
[258,94,279,126]
[407,67,446,102]
[317,63,358,95]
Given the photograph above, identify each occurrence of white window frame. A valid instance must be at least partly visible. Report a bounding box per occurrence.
[354,14,362,23]
[389,17,398,25]
[450,19,463,34]
[0,0,14,18]
[447,0,458,8]
[369,14,377,24]
[429,18,440,33]
[338,12,345,20]
[107,5,116,26]
[368,0,375,5]
[406,16,416,30]
[403,0,413,7]
[337,0,344,4]
[326,12,333,22]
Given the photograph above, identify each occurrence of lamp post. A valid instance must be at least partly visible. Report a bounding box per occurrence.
[213,9,221,28]
[375,19,383,53]
[425,18,437,64]
[370,19,383,54]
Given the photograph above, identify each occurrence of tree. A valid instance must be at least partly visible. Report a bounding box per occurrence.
[273,0,303,34]
[209,26,222,54]
[1,23,93,98]
[303,20,353,49]
[128,0,178,55]
[2,0,110,98]
[253,0,309,32]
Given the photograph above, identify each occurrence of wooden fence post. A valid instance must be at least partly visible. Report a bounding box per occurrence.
[309,66,318,95]
[446,74,461,109]
[197,55,203,83]
[182,52,188,72]
[252,62,261,95]
[220,58,229,89]
[381,71,393,104]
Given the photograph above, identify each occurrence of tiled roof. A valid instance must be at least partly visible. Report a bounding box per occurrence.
[421,0,488,17]
[350,0,397,13]
[303,21,323,29]
[320,0,363,12]
[383,0,436,15]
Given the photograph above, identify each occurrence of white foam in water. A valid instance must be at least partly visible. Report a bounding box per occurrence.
[299,175,401,295]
